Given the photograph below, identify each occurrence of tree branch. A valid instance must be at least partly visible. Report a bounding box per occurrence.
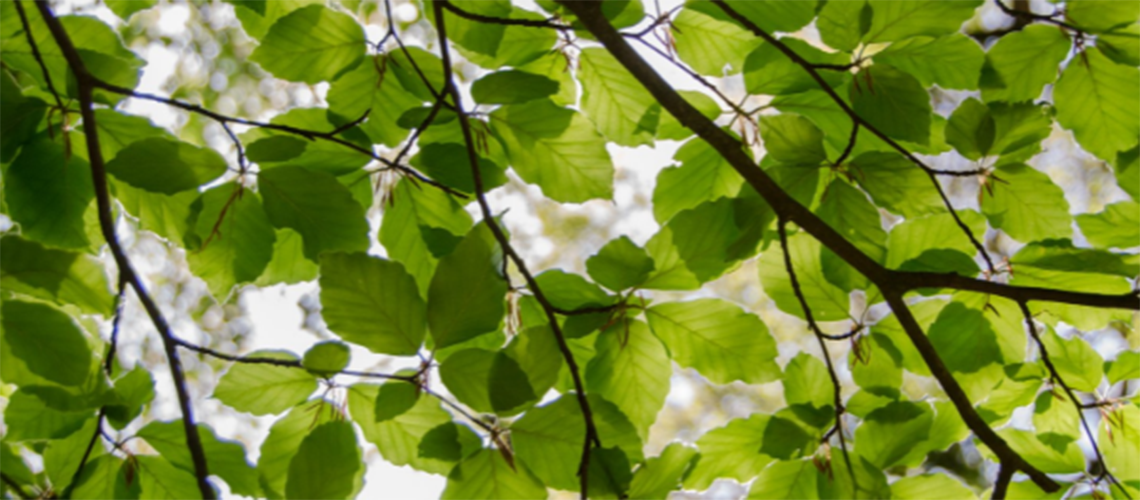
[30,2,215,497]
[559,1,1065,492]
[994,0,1084,33]
[710,0,997,275]
[993,462,1015,500]
[431,3,600,497]
[0,473,32,500]
[439,0,569,30]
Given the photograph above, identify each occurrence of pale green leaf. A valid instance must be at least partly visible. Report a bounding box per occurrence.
[250,5,365,83]
[579,48,658,147]
[0,235,113,315]
[1077,201,1140,249]
[864,0,982,43]
[212,350,317,415]
[746,460,818,500]
[1054,47,1140,162]
[744,39,849,96]
[760,114,827,164]
[981,163,1072,242]
[758,232,851,321]
[891,474,977,500]
[980,25,1071,103]
[856,401,934,469]
[849,65,932,145]
[285,421,362,500]
[672,7,761,76]
[586,236,655,291]
[427,224,507,349]
[441,448,547,500]
[135,456,201,500]
[320,253,426,356]
[379,179,473,297]
[137,420,260,498]
[257,401,341,498]
[586,319,671,440]
[646,299,779,385]
[188,185,275,301]
[105,138,226,194]
[653,138,744,224]
[875,34,984,90]
[1100,404,1140,481]
[258,166,370,260]
[627,443,698,500]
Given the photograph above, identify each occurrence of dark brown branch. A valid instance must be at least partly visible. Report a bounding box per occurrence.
[710,0,997,275]
[431,3,600,498]
[993,462,1015,500]
[883,292,1059,492]
[30,2,215,497]
[776,219,857,489]
[440,0,569,29]
[12,0,63,111]
[628,36,747,120]
[1018,302,1130,500]
[173,337,416,381]
[832,123,859,167]
[558,1,1063,491]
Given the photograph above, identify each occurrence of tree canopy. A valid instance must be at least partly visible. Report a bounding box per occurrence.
[1,0,1138,499]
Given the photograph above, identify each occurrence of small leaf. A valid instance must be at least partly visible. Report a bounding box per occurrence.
[471,70,559,105]
[758,231,850,321]
[759,114,827,165]
[945,98,994,160]
[301,340,351,377]
[1077,201,1140,249]
[105,137,226,194]
[441,448,546,500]
[1,300,92,387]
[855,401,934,469]
[374,382,420,422]
[653,138,744,224]
[586,236,655,291]
[187,185,275,301]
[627,443,698,500]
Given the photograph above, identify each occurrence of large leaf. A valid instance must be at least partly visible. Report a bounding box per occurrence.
[586,236,655,291]
[746,460,819,500]
[258,166,370,260]
[5,139,94,249]
[326,55,421,148]
[586,319,671,440]
[379,179,473,297]
[759,114,827,165]
[981,163,1072,242]
[864,0,982,43]
[1077,201,1140,249]
[212,350,317,415]
[427,224,507,349]
[926,302,1003,374]
[653,138,745,224]
[137,420,260,497]
[849,65,932,145]
[745,39,849,96]
[441,449,547,500]
[886,211,986,269]
[1,299,92,387]
[105,138,226,194]
[579,48,658,147]
[855,401,934,468]
[1100,404,1140,481]
[438,348,536,415]
[646,299,779,385]
[980,25,1071,103]
[0,235,113,315]
[682,413,811,490]
[817,0,868,52]
[134,456,201,500]
[627,443,698,500]
[851,152,943,218]
[471,70,559,105]
[187,185,275,300]
[491,99,613,203]
[320,253,426,356]
[711,0,818,34]
[250,5,365,83]
[1054,48,1140,162]
[256,401,338,498]
[285,421,362,500]
[1039,328,1104,392]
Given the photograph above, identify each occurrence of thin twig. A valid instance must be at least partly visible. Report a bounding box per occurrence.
[994,0,1084,33]
[993,462,1015,500]
[0,473,32,500]
[431,4,600,497]
[440,0,569,30]
[1018,301,1130,500]
[776,219,857,490]
[31,2,215,496]
[172,337,416,381]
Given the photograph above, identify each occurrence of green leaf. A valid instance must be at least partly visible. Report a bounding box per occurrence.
[533,269,615,311]
[981,163,1072,242]
[818,0,869,52]
[301,340,350,377]
[856,401,934,468]
[441,448,547,500]
[782,353,835,429]
[711,0,818,34]
[927,302,1003,374]
[379,179,473,297]
[745,460,818,500]
[758,232,851,321]
[258,166,370,260]
[891,474,977,500]
[667,198,742,282]
[586,319,671,440]
[3,389,90,441]
[5,138,94,249]
[137,420,260,497]
[1066,0,1139,33]
[760,114,827,164]
[439,348,536,415]
[319,253,427,356]
[646,299,779,385]
[1011,240,1138,278]
[817,180,887,265]
[258,401,341,497]
[989,102,1052,157]
[105,366,155,430]
[864,0,982,43]
[744,39,849,96]
[0,234,113,315]
[71,455,140,500]
[1078,201,1139,249]
[373,382,420,422]
[946,98,994,160]
[411,142,509,196]
[886,211,986,269]
[212,350,317,415]
[641,227,701,291]
[43,418,102,492]
[1054,48,1140,162]
[1107,351,1140,384]
[105,138,226,194]
[874,34,984,90]
[627,443,698,500]
[113,180,199,246]
[105,0,156,19]
[849,65,932,145]
[848,150,943,217]
[256,229,319,286]
[1,300,91,387]
[427,224,507,349]
[1040,328,1104,392]
[461,7,558,69]
[671,7,761,76]
[997,428,1085,473]
[491,99,614,203]
[511,394,643,492]
[187,185,275,301]
[653,138,745,224]
[250,5,365,84]
[135,456,202,500]
[1100,404,1140,481]
[1033,391,1079,442]
[586,236,655,291]
[980,25,1071,103]
[327,55,421,148]
[471,70,559,105]
[656,90,720,140]
[579,48,658,147]
[1099,24,1140,67]
[0,75,46,163]
[285,421,362,500]
[682,413,806,490]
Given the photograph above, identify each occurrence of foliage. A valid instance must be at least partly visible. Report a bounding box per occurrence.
[0,0,1138,499]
